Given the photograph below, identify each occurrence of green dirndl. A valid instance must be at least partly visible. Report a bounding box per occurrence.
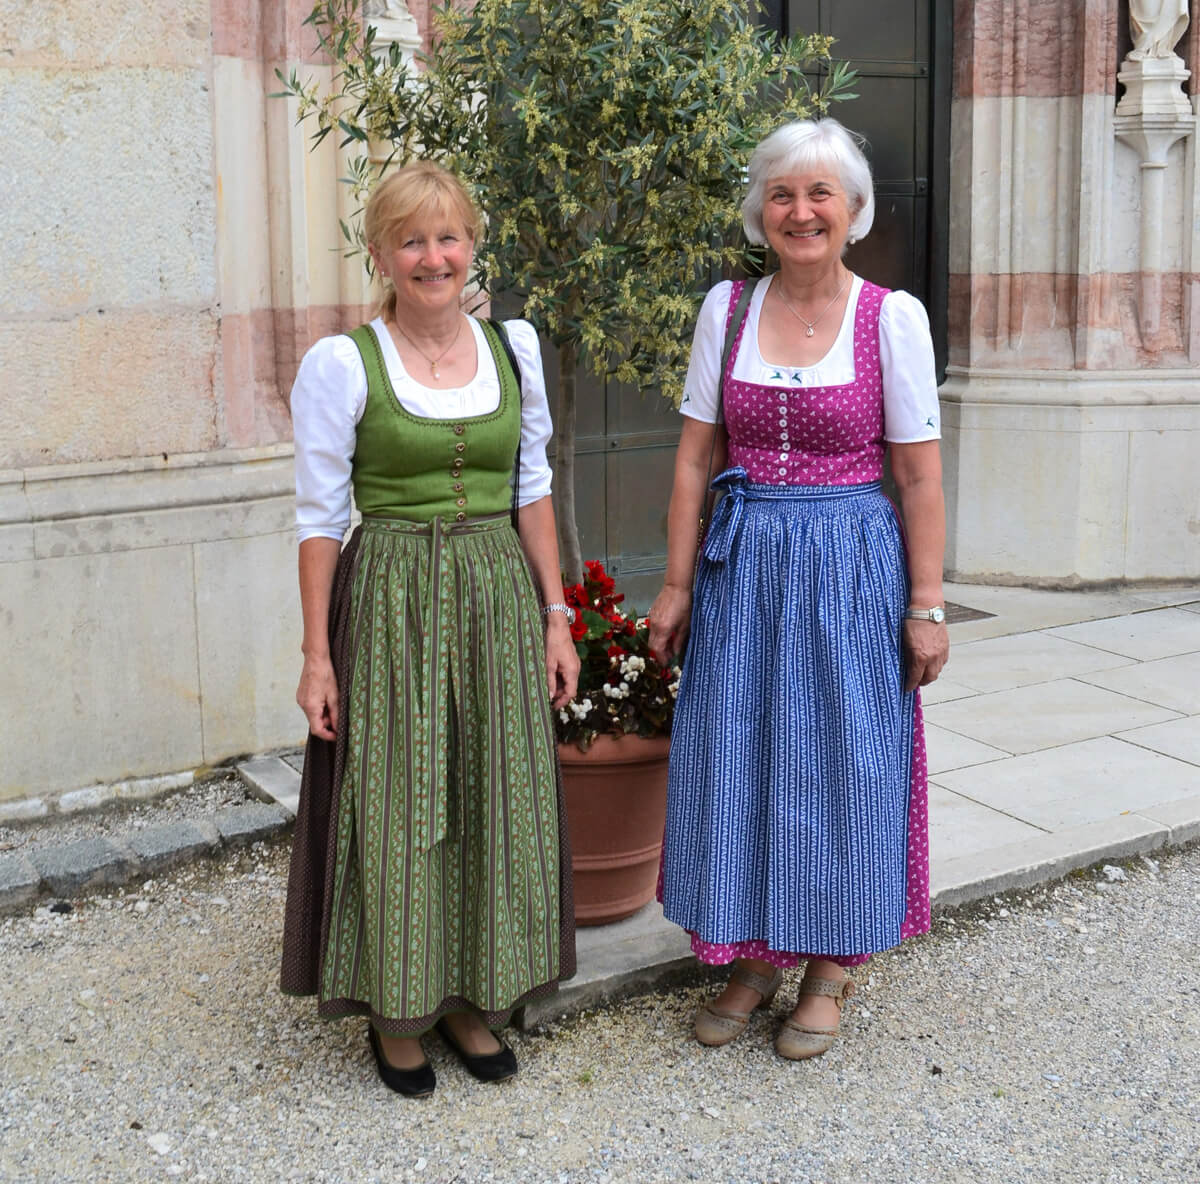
[280,319,574,1033]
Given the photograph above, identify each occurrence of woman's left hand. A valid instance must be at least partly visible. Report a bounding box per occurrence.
[903,619,950,693]
[545,619,580,709]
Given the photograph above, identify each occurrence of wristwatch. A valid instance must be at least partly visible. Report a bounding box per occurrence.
[905,605,946,624]
[542,602,577,625]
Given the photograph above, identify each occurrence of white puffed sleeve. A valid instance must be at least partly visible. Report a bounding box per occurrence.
[679,282,734,424]
[503,319,555,506]
[879,290,941,443]
[291,334,367,543]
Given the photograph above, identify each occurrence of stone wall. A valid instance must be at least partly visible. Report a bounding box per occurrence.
[0,0,371,803]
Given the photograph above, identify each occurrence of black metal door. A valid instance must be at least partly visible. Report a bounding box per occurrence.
[781,0,950,369]
[563,1,950,606]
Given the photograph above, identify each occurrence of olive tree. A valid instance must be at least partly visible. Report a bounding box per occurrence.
[280,0,855,581]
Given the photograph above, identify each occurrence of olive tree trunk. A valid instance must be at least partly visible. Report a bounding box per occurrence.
[554,340,583,586]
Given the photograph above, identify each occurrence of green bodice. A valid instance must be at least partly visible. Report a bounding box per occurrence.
[346,320,520,524]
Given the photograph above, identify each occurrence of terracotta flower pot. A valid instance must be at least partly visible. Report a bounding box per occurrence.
[558,732,670,926]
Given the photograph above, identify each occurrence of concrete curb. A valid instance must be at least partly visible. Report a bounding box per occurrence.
[6,748,1197,1034]
[237,754,1200,1030]
[238,756,300,817]
[0,800,292,915]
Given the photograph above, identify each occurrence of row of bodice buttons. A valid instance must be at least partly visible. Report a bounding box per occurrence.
[776,387,791,479]
[451,424,467,520]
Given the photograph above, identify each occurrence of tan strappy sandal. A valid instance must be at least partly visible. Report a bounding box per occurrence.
[694,964,784,1047]
[774,972,856,1061]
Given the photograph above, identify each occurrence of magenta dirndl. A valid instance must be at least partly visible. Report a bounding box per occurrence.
[659,279,931,967]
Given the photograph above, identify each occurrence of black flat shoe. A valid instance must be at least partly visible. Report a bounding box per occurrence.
[435,1016,518,1082]
[368,1026,436,1097]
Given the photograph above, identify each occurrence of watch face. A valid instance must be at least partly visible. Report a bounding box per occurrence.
[930,605,945,624]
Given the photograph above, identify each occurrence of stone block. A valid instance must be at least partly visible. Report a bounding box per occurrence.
[1051,608,1200,663]
[0,797,49,823]
[0,68,215,317]
[212,803,291,847]
[927,783,1044,865]
[931,814,1169,909]
[112,771,194,803]
[946,632,1129,695]
[212,57,273,318]
[0,547,204,800]
[1134,796,1200,847]
[57,786,111,814]
[237,757,302,817]
[1,311,220,470]
[194,530,304,765]
[926,680,1176,757]
[30,838,139,897]
[1118,715,1200,766]
[126,821,220,874]
[934,735,1197,830]
[1,0,210,70]
[0,853,42,912]
[519,901,697,1030]
[924,725,1009,776]
[1083,652,1200,715]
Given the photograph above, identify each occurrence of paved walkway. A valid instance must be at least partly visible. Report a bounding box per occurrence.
[238,580,1200,1025]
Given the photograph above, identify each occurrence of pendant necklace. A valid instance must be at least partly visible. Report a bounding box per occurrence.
[777,273,851,337]
[392,315,464,379]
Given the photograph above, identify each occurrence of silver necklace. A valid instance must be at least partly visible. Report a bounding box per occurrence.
[776,274,851,337]
[392,315,464,379]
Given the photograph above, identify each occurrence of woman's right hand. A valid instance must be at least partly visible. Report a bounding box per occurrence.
[297,653,339,741]
[648,582,693,663]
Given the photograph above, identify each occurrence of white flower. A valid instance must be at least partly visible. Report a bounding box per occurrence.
[618,655,645,683]
[619,681,629,693]
[568,697,594,720]
[559,709,569,723]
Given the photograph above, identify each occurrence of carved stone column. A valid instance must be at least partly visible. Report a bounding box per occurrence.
[1113,5,1194,337]
[940,0,1200,584]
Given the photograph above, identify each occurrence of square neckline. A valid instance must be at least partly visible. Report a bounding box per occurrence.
[365,316,508,427]
[751,273,863,376]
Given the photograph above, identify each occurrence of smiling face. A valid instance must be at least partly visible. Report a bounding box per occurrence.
[369,207,474,320]
[761,170,856,272]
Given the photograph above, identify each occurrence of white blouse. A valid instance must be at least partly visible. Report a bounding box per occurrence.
[291,316,554,543]
[679,275,942,442]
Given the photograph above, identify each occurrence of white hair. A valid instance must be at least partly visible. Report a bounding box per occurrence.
[741,118,875,246]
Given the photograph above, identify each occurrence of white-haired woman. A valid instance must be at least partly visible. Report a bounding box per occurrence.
[650,118,948,1060]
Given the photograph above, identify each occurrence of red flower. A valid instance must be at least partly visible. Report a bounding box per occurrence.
[570,615,587,642]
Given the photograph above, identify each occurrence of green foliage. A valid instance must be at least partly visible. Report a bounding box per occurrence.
[280,0,854,405]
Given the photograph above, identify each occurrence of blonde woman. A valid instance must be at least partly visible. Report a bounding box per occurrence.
[281,162,578,1096]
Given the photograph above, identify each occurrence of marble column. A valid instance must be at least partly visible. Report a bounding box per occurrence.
[942,0,1200,584]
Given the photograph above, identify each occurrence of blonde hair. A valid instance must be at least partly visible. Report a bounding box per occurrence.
[364,161,481,318]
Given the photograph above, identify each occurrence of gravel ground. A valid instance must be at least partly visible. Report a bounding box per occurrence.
[0,775,257,856]
[1,838,1198,1184]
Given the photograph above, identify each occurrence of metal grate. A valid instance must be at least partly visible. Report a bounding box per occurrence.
[943,601,995,624]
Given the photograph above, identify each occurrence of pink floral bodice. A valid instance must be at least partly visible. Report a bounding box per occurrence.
[722,278,889,485]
